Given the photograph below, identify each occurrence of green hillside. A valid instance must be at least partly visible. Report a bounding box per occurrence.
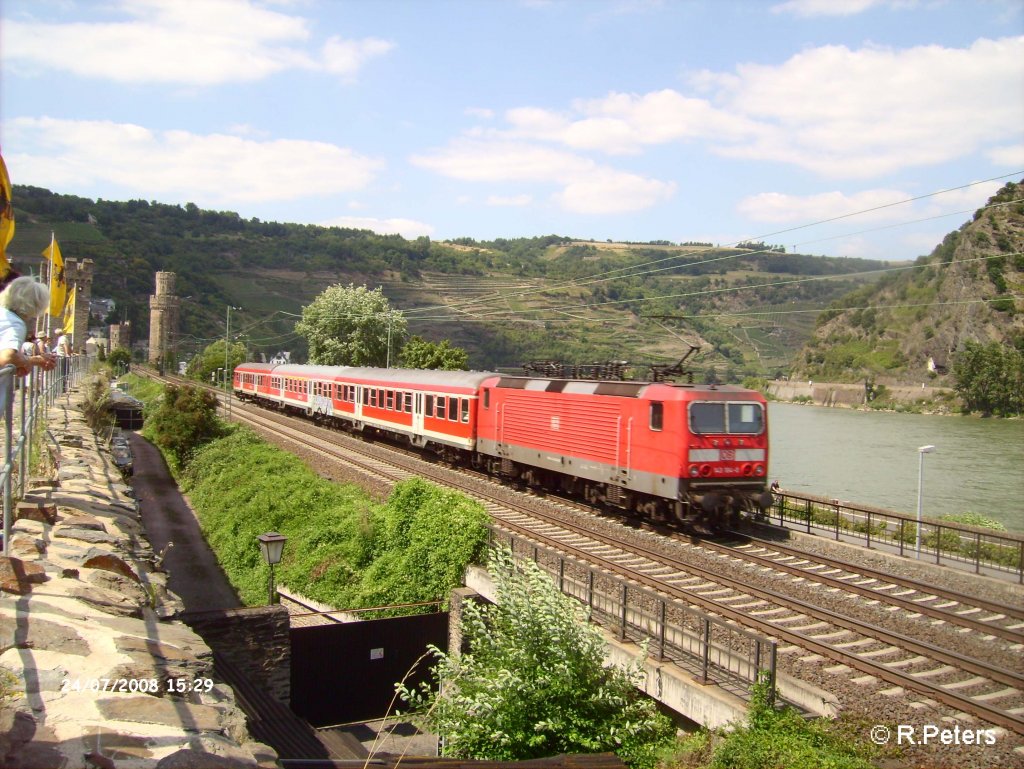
[8,185,892,378]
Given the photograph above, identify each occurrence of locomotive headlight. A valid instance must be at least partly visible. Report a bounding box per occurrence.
[754,464,765,476]
[689,466,700,477]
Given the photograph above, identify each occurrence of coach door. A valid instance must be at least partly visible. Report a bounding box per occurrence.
[413,393,425,436]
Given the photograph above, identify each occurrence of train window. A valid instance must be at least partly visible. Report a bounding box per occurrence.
[483,389,490,409]
[436,396,446,418]
[461,399,469,423]
[689,402,726,434]
[650,402,663,431]
[405,393,413,413]
[386,390,395,410]
[448,398,458,421]
[425,395,434,416]
[728,402,763,434]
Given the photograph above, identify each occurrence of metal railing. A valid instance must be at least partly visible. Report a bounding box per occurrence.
[771,490,1024,583]
[489,526,777,703]
[2,355,91,556]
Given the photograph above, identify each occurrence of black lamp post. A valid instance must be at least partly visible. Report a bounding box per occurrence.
[257,531,288,604]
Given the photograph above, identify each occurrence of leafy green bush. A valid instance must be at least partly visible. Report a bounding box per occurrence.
[940,512,1006,531]
[399,547,676,768]
[180,428,489,608]
[142,383,223,471]
[672,676,877,769]
[107,347,131,374]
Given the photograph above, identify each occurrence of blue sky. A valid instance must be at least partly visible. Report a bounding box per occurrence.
[2,0,1022,261]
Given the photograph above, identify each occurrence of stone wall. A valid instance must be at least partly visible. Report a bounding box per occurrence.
[183,607,291,705]
[0,392,277,768]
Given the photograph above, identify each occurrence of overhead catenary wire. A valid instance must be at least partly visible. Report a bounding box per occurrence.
[399,172,1023,320]
[183,175,1023,345]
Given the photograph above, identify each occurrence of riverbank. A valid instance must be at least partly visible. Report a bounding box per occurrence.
[766,379,957,413]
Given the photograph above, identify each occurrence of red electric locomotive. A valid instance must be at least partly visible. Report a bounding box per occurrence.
[474,375,771,524]
[233,362,771,526]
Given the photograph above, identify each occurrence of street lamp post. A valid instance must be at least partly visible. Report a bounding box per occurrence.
[225,306,241,419]
[257,531,288,605]
[916,445,936,558]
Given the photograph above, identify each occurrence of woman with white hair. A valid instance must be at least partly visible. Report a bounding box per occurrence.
[0,277,56,410]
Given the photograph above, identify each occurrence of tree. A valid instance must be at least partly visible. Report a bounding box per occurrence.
[398,547,675,768]
[186,338,248,385]
[107,347,131,374]
[144,384,223,470]
[397,336,469,370]
[295,283,407,366]
[953,340,1024,417]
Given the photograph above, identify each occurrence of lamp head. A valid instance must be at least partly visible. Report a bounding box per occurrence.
[918,445,936,454]
[257,531,288,565]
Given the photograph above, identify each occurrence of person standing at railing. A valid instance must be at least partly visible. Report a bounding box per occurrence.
[0,277,56,416]
[52,326,71,392]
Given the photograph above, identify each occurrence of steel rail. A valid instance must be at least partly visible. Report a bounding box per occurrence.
[689,533,1024,642]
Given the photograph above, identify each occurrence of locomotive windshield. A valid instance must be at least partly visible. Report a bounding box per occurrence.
[689,401,764,435]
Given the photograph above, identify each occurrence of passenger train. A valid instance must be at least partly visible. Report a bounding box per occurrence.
[233,362,773,526]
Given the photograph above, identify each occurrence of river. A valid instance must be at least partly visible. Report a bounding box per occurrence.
[767,402,1024,532]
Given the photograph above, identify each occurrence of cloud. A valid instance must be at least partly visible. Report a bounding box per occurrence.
[486,194,533,207]
[411,139,675,214]
[737,189,912,224]
[697,37,1024,178]
[320,216,434,239]
[4,117,382,203]
[737,180,1005,226]
[770,0,897,17]
[986,144,1024,167]
[321,35,395,78]
[452,37,1022,184]
[1,0,392,85]
[502,91,755,155]
[412,139,601,183]
[555,169,675,214]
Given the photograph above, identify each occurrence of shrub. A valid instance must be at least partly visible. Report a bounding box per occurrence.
[143,383,223,471]
[180,429,490,608]
[399,547,676,767]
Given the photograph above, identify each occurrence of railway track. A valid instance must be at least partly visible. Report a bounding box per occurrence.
[217,394,1024,737]
[706,534,1024,643]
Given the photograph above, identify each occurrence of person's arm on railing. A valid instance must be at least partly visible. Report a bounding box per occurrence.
[0,346,55,378]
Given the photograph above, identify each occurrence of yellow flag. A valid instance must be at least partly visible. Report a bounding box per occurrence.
[64,286,77,337]
[43,236,66,316]
[0,153,14,278]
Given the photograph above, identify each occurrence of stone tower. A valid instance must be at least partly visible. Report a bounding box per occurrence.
[109,321,131,351]
[148,271,180,365]
[64,258,94,352]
